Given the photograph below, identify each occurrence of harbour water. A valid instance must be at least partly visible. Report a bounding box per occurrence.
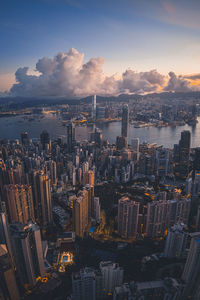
[0,114,200,148]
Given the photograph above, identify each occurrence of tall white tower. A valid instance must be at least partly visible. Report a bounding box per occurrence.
[91,95,96,119]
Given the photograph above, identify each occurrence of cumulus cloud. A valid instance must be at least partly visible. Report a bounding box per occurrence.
[164,71,200,92]
[9,48,200,97]
[184,74,200,80]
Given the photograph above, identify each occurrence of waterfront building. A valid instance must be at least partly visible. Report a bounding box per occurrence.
[40,130,51,151]
[21,131,30,145]
[121,104,129,138]
[67,122,75,153]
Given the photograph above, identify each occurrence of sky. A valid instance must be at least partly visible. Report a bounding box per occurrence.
[1,0,200,96]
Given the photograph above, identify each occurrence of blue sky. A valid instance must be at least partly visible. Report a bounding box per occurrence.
[1,0,200,92]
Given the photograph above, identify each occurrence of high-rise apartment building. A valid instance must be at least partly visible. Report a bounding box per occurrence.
[118,197,139,239]
[73,189,89,238]
[10,221,45,287]
[30,170,52,226]
[146,200,168,238]
[45,160,57,186]
[164,224,187,258]
[114,278,182,300]
[93,197,100,223]
[181,234,200,299]
[0,244,20,300]
[72,267,103,300]
[99,261,124,295]
[146,198,191,238]
[85,184,94,219]
[83,170,95,187]
[0,202,14,263]
[3,184,34,224]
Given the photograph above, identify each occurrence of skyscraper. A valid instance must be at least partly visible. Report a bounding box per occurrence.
[93,197,100,223]
[146,200,168,238]
[40,130,51,151]
[85,184,94,219]
[181,234,200,299]
[72,267,103,300]
[118,196,139,239]
[121,104,129,138]
[116,136,128,150]
[67,122,75,153]
[73,189,89,238]
[99,261,124,295]
[196,205,200,231]
[30,170,52,226]
[194,147,200,171]
[0,244,20,300]
[156,148,169,177]
[46,160,58,186]
[174,130,191,179]
[21,131,30,145]
[10,221,45,287]
[146,198,191,238]
[90,127,103,146]
[3,184,34,224]
[179,130,191,178]
[91,95,96,119]
[0,202,14,263]
[83,170,95,187]
[164,224,187,258]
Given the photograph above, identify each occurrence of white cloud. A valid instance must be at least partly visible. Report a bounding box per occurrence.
[8,48,200,97]
[164,71,200,92]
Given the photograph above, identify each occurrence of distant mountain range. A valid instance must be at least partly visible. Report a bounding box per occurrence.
[0,91,200,109]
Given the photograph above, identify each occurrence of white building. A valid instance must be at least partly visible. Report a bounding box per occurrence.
[99,261,124,295]
[182,234,200,283]
[185,177,192,195]
[91,95,96,119]
[72,267,102,300]
[181,233,200,298]
[93,197,100,223]
[164,224,187,258]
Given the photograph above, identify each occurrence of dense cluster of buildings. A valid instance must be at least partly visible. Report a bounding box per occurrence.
[1,98,200,299]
